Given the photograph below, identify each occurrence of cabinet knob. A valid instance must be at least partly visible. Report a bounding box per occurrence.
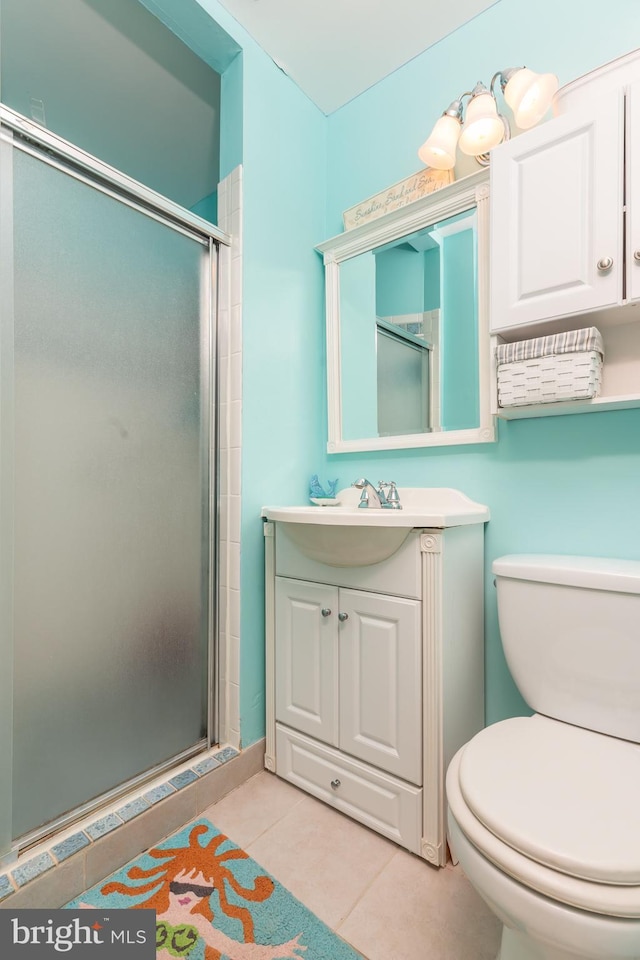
[597,256,613,272]
[634,250,640,262]
[338,612,349,622]
[330,778,341,789]
[321,608,331,618]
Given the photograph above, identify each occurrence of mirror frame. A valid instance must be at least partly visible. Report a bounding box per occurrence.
[316,169,495,452]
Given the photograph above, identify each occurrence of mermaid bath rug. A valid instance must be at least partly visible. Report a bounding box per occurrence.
[66,818,364,960]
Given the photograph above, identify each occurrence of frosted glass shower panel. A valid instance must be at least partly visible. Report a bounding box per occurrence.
[376,326,430,436]
[10,149,212,839]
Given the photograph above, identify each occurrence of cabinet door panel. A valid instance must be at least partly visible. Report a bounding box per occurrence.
[491,93,623,332]
[275,578,338,745]
[627,80,640,302]
[338,589,422,784]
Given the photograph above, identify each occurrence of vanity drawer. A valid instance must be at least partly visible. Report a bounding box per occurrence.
[275,724,422,854]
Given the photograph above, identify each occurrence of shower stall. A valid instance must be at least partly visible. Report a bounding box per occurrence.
[0,106,226,860]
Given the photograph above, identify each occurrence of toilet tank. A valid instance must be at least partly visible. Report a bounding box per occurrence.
[493,554,640,743]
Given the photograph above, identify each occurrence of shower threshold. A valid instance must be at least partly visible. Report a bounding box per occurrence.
[0,739,266,907]
[14,739,211,858]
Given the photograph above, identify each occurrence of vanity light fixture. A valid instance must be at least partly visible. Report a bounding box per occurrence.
[418,66,558,170]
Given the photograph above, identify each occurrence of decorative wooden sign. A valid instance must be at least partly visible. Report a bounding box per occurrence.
[343,167,454,231]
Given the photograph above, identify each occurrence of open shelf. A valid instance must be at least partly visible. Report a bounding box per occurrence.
[492,311,640,421]
[496,392,640,420]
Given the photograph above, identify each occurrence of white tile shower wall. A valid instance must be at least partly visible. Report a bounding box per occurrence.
[217,166,243,750]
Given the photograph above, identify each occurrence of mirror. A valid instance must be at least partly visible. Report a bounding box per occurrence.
[317,170,495,452]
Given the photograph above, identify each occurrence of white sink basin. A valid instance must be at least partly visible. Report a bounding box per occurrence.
[262,488,489,566]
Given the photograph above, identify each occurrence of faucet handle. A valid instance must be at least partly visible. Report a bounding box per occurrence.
[379,481,402,509]
[357,488,369,508]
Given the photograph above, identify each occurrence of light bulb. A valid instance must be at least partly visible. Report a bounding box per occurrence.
[458,91,505,156]
[418,113,461,170]
[504,68,559,129]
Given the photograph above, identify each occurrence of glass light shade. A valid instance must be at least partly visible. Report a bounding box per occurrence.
[418,114,461,170]
[504,68,559,129]
[458,92,505,156]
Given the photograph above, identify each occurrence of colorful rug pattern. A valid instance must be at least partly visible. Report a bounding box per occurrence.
[66,819,364,960]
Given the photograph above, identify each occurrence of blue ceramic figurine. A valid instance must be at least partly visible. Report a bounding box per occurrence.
[309,475,339,499]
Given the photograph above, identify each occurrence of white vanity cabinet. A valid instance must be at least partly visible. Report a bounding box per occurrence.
[489,48,640,419]
[275,577,422,783]
[263,516,486,866]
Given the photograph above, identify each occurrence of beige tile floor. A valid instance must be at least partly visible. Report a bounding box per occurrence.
[200,770,501,960]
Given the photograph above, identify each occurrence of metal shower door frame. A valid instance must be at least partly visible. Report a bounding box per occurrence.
[0,104,230,860]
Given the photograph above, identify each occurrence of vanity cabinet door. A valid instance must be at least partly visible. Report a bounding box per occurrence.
[491,90,624,332]
[338,589,422,785]
[275,577,338,746]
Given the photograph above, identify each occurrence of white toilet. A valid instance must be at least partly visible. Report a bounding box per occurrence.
[446,554,640,960]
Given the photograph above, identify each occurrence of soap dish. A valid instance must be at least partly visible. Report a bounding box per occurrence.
[310,497,340,507]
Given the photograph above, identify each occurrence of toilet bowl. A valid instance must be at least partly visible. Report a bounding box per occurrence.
[446,555,640,960]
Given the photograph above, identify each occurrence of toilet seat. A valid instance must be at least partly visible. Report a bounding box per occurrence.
[457,714,640,884]
[447,718,640,919]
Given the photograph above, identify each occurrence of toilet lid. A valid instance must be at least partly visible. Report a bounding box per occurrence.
[458,715,640,884]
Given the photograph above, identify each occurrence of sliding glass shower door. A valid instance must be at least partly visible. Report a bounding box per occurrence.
[0,110,219,848]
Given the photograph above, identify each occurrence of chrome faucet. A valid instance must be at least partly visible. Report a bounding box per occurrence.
[352,478,402,510]
[353,478,383,508]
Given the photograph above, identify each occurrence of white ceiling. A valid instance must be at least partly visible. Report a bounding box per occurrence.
[216,0,501,114]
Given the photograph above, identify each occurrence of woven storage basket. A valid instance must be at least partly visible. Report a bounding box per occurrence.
[496,327,604,408]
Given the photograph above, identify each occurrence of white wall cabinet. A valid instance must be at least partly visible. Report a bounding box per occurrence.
[489,49,640,420]
[490,92,624,331]
[626,80,640,303]
[263,519,486,866]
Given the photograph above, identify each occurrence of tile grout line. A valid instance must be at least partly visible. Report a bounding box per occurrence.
[233,780,378,960]
[232,778,397,952]
[333,846,401,935]
[226,782,308,851]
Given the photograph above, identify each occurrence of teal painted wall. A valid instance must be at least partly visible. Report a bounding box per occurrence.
[324,0,640,724]
[85,0,640,746]
[440,227,477,430]
[136,0,244,182]
[376,246,425,317]
[219,51,243,179]
[423,248,440,312]
[133,0,327,746]
[238,44,327,744]
[326,0,640,234]
[190,191,218,224]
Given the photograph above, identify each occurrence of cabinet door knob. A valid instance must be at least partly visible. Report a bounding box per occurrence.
[321,608,331,618]
[597,256,613,272]
[634,250,640,262]
[330,778,341,789]
[338,612,349,622]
